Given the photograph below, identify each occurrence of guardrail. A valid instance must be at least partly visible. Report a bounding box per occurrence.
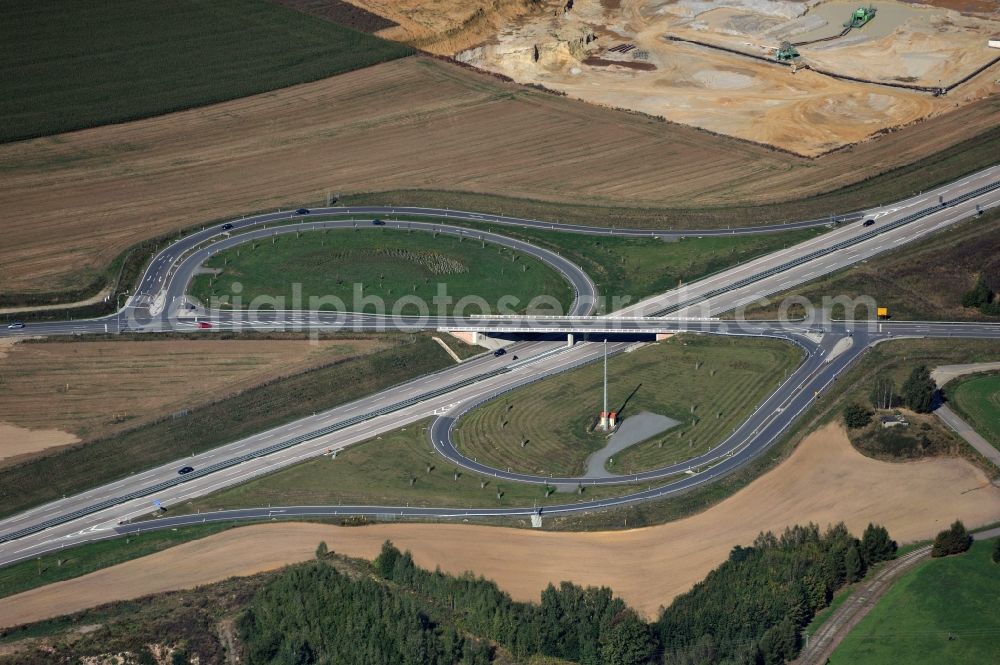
[653,181,1000,316]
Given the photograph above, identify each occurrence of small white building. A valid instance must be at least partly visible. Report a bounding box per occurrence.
[989,39,1000,49]
[880,414,909,429]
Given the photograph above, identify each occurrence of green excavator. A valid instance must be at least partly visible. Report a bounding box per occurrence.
[844,5,876,29]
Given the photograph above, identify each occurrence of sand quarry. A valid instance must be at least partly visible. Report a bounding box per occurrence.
[4,421,998,627]
[448,0,1000,155]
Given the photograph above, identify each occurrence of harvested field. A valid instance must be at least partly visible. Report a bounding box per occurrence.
[4,421,998,627]
[458,0,1000,155]
[2,55,998,296]
[0,337,391,459]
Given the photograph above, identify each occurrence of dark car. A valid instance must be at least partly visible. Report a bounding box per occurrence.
[372,218,386,226]
[177,466,195,475]
[493,348,506,357]
[295,208,310,215]
[862,219,875,227]
[6,321,25,329]
[222,223,234,230]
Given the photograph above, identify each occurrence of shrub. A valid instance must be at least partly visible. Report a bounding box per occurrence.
[931,520,972,558]
[843,403,873,429]
[961,276,993,309]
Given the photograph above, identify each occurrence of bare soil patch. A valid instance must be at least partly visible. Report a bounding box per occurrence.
[344,0,550,53]
[5,421,997,626]
[0,423,79,466]
[0,338,390,453]
[2,56,997,295]
[458,0,999,155]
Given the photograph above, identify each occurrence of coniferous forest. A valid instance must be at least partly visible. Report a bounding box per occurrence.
[237,522,897,665]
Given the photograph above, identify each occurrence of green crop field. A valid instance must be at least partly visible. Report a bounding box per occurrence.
[453,335,803,477]
[1,0,413,143]
[190,227,575,315]
[170,419,668,515]
[830,537,1000,665]
[948,372,1000,451]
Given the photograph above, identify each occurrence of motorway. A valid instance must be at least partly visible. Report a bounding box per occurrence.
[0,165,998,567]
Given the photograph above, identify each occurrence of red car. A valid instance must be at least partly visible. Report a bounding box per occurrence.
[196,321,212,329]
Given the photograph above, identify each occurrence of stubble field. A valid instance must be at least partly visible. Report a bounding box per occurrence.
[0,336,392,465]
[3,55,998,297]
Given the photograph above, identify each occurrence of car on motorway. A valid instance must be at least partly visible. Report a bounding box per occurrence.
[295,208,310,215]
[372,218,386,226]
[493,348,506,357]
[6,321,25,329]
[221,223,234,230]
[862,219,876,227]
[177,466,195,475]
[196,321,212,329]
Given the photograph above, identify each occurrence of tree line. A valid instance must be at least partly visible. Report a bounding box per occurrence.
[237,522,897,665]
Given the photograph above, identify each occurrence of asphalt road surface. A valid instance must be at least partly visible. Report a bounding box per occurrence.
[0,165,998,567]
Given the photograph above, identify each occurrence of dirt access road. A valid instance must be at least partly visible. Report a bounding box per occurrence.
[3,421,998,627]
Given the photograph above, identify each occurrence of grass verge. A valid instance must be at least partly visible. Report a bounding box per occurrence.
[1,0,413,143]
[428,219,823,312]
[0,334,464,519]
[454,334,802,476]
[738,207,1000,321]
[189,227,575,314]
[829,536,1000,665]
[0,523,235,600]
[165,419,669,517]
[805,584,854,638]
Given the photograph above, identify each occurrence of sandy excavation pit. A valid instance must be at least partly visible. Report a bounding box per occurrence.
[442,0,1000,155]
